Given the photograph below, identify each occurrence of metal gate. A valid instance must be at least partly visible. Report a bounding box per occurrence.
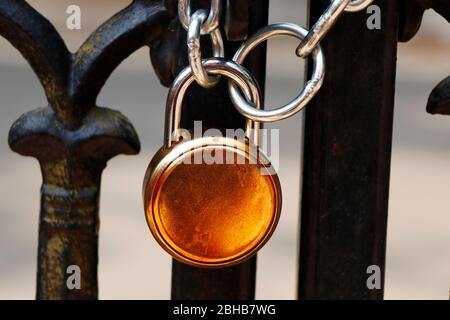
[0,0,448,299]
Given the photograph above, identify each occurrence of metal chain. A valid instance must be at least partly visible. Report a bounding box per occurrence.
[226,0,373,122]
[296,0,374,58]
[179,0,221,34]
[179,0,224,88]
[175,0,374,122]
[187,9,224,88]
[228,23,325,122]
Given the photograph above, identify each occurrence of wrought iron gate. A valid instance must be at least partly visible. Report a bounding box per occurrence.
[0,0,448,300]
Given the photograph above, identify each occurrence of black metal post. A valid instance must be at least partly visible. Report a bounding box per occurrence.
[298,0,400,299]
[168,0,269,300]
[2,0,168,299]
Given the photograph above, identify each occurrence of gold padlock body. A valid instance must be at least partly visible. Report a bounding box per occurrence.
[143,136,281,268]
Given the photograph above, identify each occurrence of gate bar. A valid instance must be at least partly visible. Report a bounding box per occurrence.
[299,0,399,299]
[170,0,269,300]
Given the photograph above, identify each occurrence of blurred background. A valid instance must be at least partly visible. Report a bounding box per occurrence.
[0,0,449,299]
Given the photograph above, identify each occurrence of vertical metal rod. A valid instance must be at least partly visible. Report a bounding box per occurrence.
[36,160,102,300]
[3,0,164,299]
[171,0,269,300]
[298,0,399,299]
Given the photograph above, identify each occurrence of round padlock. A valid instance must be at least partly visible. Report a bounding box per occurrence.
[143,59,282,268]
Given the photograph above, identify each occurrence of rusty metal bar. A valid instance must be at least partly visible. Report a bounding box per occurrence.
[2,0,169,299]
[298,0,400,299]
[166,0,269,300]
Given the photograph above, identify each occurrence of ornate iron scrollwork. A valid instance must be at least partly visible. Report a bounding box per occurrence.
[399,0,450,118]
[0,0,169,299]
[1,0,255,300]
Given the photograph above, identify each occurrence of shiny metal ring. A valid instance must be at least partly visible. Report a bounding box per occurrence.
[296,0,351,58]
[345,0,375,12]
[188,9,225,88]
[179,0,221,34]
[228,23,325,123]
[165,58,261,148]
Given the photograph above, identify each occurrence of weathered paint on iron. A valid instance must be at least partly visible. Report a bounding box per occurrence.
[1,0,169,299]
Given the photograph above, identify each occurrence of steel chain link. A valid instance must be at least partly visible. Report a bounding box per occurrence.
[177,0,374,122]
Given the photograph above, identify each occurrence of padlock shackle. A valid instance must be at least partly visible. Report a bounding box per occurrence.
[164,58,261,149]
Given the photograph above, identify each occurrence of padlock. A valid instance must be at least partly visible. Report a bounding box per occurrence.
[143,59,281,268]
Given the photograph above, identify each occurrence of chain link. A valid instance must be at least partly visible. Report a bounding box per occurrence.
[179,0,221,34]
[346,0,375,12]
[228,23,325,123]
[174,0,374,123]
[188,9,224,88]
[296,0,373,58]
[179,1,224,88]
